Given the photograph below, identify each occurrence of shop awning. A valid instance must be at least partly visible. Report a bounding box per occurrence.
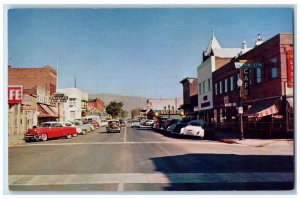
[286,97,293,113]
[243,98,280,117]
[38,104,58,118]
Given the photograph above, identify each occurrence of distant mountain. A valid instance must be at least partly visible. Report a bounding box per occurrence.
[89,93,148,114]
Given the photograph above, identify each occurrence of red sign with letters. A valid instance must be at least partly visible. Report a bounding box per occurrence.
[286,49,293,88]
[8,86,23,104]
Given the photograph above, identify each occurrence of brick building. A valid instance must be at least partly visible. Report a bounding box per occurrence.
[212,33,293,136]
[86,98,105,116]
[180,77,198,116]
[8,65,59,124]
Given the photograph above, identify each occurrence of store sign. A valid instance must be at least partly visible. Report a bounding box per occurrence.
[240,68,249,99]
[286,49,293,88]
[8,86,23,104]
[50,93,68,103]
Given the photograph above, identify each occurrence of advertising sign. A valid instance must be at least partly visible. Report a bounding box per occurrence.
[50,93,68,103]
[8,86,23,104]
[286,49,293,88]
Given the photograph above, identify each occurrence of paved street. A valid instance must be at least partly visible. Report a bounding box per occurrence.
[8,126,294,191]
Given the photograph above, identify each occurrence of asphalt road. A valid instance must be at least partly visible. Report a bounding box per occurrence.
[8,126,294,192]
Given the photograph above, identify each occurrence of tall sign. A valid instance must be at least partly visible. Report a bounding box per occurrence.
[8,86,23,104]
[286,49,293,88]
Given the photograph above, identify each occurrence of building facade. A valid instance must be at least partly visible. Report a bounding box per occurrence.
[57,87,89,121]
[86,98,105,116]
[8,65,59,127]
[212,33,293,135]
[197,33,251,124]
[180,77,198,116]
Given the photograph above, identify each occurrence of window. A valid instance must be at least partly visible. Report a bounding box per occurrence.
[214,83,218,96]
[224,79,228,93]
[69,98,76,107]
[256,68,262,84]
[199,83,201,95]
[219,81,223,94]
[270,57,278,79]
[208,79,211,91]
[230,76,234,91]
[202,81,206,93]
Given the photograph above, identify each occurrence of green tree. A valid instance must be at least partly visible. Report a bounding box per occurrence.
[131,108,141,119]
[106,101,124,119]
[121,110,128,118]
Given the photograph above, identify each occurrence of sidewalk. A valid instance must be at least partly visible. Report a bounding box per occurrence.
[8,134,25,147]
[214,131,294,147]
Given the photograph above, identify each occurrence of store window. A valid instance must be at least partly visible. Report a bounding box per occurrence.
[270,57,278,79]
[256,68,262,84]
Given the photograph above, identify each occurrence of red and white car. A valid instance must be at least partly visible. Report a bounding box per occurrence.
[24,122,76,142]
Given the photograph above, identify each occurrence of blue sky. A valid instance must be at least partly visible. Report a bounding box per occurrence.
[8,7,293,98]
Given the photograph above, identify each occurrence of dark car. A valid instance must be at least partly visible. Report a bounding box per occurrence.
[163,119,180,129]
[167,120,189,134]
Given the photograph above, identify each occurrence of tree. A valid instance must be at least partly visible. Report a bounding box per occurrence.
[106,101,124,119]
[131,108,141,119]
[121,110,128,118]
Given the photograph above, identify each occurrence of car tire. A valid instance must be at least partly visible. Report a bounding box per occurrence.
[66,134,72,139]
[82,130,87,135]
[41,134,48,141]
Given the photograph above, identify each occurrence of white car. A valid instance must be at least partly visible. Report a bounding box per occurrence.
[62,122,82,136]
[180,120,205,138]
[131,119,141,128]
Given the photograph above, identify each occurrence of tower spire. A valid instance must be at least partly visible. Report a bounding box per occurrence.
[212,28,215,37]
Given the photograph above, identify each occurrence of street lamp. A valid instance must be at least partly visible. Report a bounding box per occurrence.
[237,79,245,140]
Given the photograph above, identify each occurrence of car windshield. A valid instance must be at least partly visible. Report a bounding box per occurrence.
[40,123,52,127]
[188,120,206,127]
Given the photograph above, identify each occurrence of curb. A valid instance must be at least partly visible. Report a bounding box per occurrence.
[217,138,239,144]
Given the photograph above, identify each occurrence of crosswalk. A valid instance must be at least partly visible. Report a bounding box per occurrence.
[9,172,294,191]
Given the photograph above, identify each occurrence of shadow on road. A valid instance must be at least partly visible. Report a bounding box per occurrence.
[150,153,294,191]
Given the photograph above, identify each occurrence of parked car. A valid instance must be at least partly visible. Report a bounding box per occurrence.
[131,119,141,128]
[106,120,121,133]
[163,118,180,129]
[24,122,76,142]
[167,120,188,134]
[180,120,214,139]
[70,121,93,135]
[144,119,155,127]
[91,120,100,129]
[62,122,82,136]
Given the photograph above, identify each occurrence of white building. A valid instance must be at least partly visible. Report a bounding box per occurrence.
[57,87,88,121]
[197,32,251,122]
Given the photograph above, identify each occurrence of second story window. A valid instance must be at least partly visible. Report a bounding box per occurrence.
[214,83,218,96]
[199,83,201,95]
[224,78,228,93]
[256,68,262,84]
[69,98,76,107]
[202,81,206,93]
[208,78,211,91]
[219,81,223,94]
[270,57,278,79]
[230,76,234,91]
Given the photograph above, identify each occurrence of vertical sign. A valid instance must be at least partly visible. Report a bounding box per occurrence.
[286,49,293,88]
[8,86,23,104]
[239,68,249,99]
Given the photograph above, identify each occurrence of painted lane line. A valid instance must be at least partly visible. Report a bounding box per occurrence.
[9,172,294,186]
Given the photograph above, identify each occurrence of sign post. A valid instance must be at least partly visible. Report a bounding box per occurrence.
[50,93,68,122]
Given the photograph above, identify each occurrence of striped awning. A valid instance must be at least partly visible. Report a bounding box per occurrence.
[38,104,58,118]
[243,98,280,117]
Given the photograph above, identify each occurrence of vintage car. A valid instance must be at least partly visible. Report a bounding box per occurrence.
[24,121,76,142]
[71,120,93,134]
[106,120,121,133]
[62,122,82,136]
